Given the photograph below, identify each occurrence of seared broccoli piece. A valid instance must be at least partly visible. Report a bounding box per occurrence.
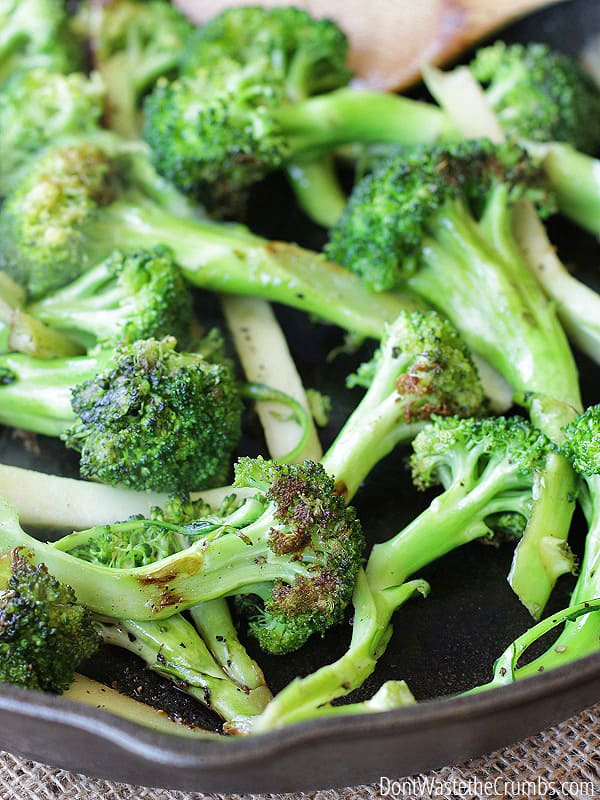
[0,68,105,198]
[0,548,99,692]
[28,246,193,350]
[0,0,83,85]
[144,21,453,216]
[327,140,581,435]
[53,503,271,727]
[515,405,600,676]
[76,0,193,139]
[470,42,600,154]
[321,310,485,501]
[251,414,574,730]
[0,459,365,654]
[0,337,243,492]
[0,140,412,337]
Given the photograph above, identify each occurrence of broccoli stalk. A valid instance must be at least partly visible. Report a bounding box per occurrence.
[28,246,193,350]
[252,414,569,730]
[321,310,486,502]
[327,140,582,437]
[0,140,413,337]
[75,0,194,139]
[0,548,99,692]
[0,337,243,492]
[0,458,364,654]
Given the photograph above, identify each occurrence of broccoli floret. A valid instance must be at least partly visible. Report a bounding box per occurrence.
[321,310,486,501]
[0,0,83,85]
[0,337,243,492]
[76,0,193,139]
[0,140,412,337]
[327,140,581,435]
[0,460,365,655]
[470,42,600,154]
[28,246,193,350]
[0,548,99,692]
[0,68,105,198]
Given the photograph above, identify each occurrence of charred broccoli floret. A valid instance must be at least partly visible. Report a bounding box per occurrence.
[0,0,83,85]
[28,246,193,350]
[327,140,581,435]
[0,68,105,197]
[0,140,411,337]
[75,0,193,138]
[0,548,99,692]
[0,337,243,492]
[470,42,600,153]
[321,310,486,501]
[0,461,364,654]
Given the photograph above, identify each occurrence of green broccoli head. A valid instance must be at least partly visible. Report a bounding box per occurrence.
[0,68,105,197]
[471,42,600,154]
[76,0,194,138]
[29,245,193,349]
[411,415,551,493]
[561,404,600,478]
[63,337,243,493]
[348,310,486,421]
[181,5,351,99]
[143,62,287,215]
[233,457,364,654]
[326,139,552,292]
[0,548,99,692]
[0,142,117,298]
[0,0,83,85]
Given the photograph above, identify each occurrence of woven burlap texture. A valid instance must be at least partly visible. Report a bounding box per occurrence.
[0,702,598,800]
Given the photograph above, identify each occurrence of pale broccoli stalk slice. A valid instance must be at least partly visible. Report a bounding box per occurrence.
[516,406,600,676]
[28,246,193,350]
[0,460,364,654]
[467,598,600,693]
[0,337,243,493]
[0,292,82,359]
[327,140,582,436]
[321,310,486,502]
[0,0,83,86]
[75,0,194,139]
[0,141,413,336]
[0,68,105,198]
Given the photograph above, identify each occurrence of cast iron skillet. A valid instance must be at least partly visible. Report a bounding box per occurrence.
[1,0,600,791]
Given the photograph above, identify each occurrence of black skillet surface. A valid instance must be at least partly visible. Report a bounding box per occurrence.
[1,0,600,791]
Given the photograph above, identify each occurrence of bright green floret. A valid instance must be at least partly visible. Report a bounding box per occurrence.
[76,0,194,138]
[0,0,83,85]
[327,139,581,434]
[0,548,99,693]
[29,246,193,350]
[0,337,243,493]
[0,139,412,338]
[0,68,105,198]
[321,309,486,502]
[0,460,365,655]
[470,41,600,154]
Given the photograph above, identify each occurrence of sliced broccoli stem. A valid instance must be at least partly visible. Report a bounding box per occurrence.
[0,297,82,358]
[89,197,415,339]
[540,143,600,238]
[286,156,347,228]
[284,680,416,724]
[406,198,582,430]
[276,89,456,157]
[97,616,271,722]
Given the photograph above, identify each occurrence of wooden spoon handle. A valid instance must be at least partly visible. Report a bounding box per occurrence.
[173,0,569,90]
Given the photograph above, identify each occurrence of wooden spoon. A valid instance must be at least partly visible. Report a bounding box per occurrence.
[173,0,569,91]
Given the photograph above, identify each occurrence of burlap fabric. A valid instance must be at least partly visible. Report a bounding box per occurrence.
[0,703,598,800]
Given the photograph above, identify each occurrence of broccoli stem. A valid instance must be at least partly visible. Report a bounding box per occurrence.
[97,616,271,723]
[277,89,456,157]
[285,156,347,228]
[539,143,600,238]
[513,198,600,365]
[92,198,415,339]
[406,197,582,432]
[0,297,82,358]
